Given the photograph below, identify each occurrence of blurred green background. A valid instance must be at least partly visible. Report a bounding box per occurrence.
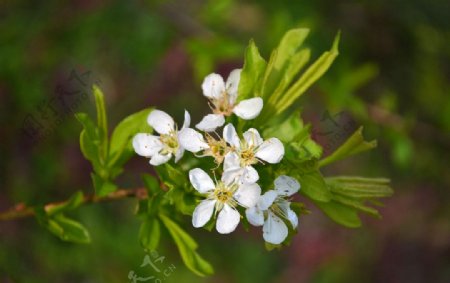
[1,0,449,282]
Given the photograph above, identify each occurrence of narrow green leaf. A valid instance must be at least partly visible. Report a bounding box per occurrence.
[142,174,161,195]
[275,32,340,114]
[109,108,153,167]
[46,214,91,244]
[159,214,214,277]
[156,163,187,188]
[330,195,381,217]
[315,200,362,228]
[76,112,104,173]
[139,218,161,251]
[270,48,311,103]
[80,129,98,163]
[91,173,117,197]
[92,85,108,145]
[263,111,305,143]
[296,169,332,202]
[46,191,84,216]
[238,39,267,100]
[326,176,393,199]
[319,127,377,167]
[259,49,278,100]
[263,29,310,99]
[274,29,310,71]
[75,113,98,142]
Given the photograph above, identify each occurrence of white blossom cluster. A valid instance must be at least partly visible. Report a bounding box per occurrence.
[133,69,301,244]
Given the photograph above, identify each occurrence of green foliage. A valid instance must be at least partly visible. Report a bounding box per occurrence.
[319,127,377,168]
[76,85,153,196]
[139,217,161,251]
[293,162,332,202]
[35,207,91,244]
[238,39,267,100]
[109,108,153,168]
[46,191,84,216]
[159,214,214,277]
[240,29,340,126]
[272,32,340,115]
[315,200,362,228]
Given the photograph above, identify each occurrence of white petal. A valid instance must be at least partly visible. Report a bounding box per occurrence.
[132,133,162,157]
[243,128,263,147]
[195,114,225,132]
[234,182,261,208]
[242,166,259,184]
[223,123,241,149]
[232,97,263,120]
[178,128,209,153]
[216,204,240,234]
[192,199,216,228]
[258,190,278,210]
[277,200,297,228]
[274,175,300,196]
[182,110,191,129]
[223,152,240,171]
[174,147,184,162]
[225,69,241,104]
[147,110,175,135]
[221,167,242,186]
[263,211,288,244]
[189,168,215,193]
[202,73,225,99]
[246,206,264,226]
[255,138,284,163]
[149,153,171,166]
[287,209,298,229]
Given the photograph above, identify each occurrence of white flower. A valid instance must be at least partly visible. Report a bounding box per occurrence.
[221,123,285,184]
[196,69,264,132]
[246,175,300,244]
[178,127,229,164]
[189,168,261,234]
[133,109,190,166]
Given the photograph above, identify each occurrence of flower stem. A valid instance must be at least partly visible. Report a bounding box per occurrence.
[0,187,147,221]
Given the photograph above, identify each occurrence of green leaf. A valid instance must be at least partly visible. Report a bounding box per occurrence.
[91,173,117,197]
[326,176,393,199]
[76,113,102,170]
[79,130,98,163]
[109,108,153,167]
[319,127,377,167]
[75,113,98,142]
[259,49,278,100]
[156,163,187,188]
[273,29,310,71]
[238,39,267,100]
[330,195,381,217]
[46,214,91,244]
[263,111,305,143]
[46,191,84,216]
[262,28,310,100]
[159,214,214,277]
[296,167,332,202]
[314,200,362,228]
[142,174,161,195]
[274,32,340,114]
[273,48,311,97]
[92,85,108,142]
[164,187,197,215]
[139,218,160,251]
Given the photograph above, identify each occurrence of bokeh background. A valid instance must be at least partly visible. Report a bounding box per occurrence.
[1,0,449,282]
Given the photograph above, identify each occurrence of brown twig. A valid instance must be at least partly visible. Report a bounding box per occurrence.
[0,187,147,222]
